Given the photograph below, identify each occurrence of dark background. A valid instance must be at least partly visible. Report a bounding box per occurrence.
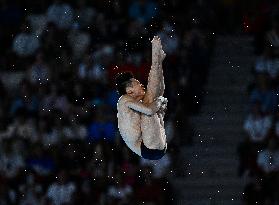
[0,0,279,204]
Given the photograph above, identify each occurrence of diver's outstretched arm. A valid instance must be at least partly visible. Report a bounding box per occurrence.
[126,98,162,116]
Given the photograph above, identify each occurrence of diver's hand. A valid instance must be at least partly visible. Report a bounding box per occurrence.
[157,96,168,104]
[157,96,167,112]
[150,98,164,114]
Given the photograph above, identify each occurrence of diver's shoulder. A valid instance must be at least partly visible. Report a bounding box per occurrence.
[117,95,129,109]
[118,94,133,103]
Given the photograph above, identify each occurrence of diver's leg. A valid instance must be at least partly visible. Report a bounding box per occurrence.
[140,114,165,150]
[158,47,166,97]
[158,111,165,128]
[143,36,164,104]
[140,115,167,160]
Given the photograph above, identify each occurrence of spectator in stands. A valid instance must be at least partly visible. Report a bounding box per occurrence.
[243,101,272,143]
[257,138,279,174]
[37,116,58,147]
[0,109,37,142]
[129,0,158,25]
[46,0,74,30]
[238,101,272,177]
[9,80,39,116]
[77,53,108,84]
[19,180,45,205]
[0,140,24,178]
[46,170,76,204]
[249,73,278,114]
[62,117,87,141]
[254,46,279,87]
[27,52,51,85]
[53,86,70,114]
[257,138,279,203]
[67,23,91,61]
[47,117,65,144]
[39,84,57,116]
[12,22,40,57]
[27,13,48,36]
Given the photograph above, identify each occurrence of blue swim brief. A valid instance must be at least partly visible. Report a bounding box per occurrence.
[140,141,167,160]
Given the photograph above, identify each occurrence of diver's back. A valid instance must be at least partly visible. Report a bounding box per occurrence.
[117,95,142,156]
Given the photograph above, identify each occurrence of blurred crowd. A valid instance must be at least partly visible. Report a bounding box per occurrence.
[238,1,279,204]
[0,0,218,204]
